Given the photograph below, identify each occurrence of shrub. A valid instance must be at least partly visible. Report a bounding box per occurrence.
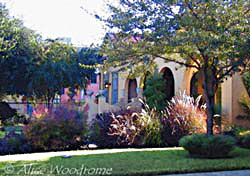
[0,128,33,155]
[180,134,236,158]
[238,130,250,148]
[89,108,143,148]
[143,73,168,111]
[241,135,250,148]
[108,102,163,147]
[89,112,118,148]
[161,92,207,146]
[238,95,250,120]
[108,112,143,147]
[90,102,163,148]
[0,102,17,125]
[242,71,250,95]
[24,105,87,151]
[138,102,163,147]
[0,102,28,125]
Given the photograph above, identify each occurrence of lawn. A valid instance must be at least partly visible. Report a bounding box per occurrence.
[0,125,23,139]
[0,147,250,176]
[0,130,4,139]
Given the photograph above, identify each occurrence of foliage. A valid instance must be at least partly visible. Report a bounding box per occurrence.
[108,112,143,147]
[237,130,250,148]
[242,71,250,95]
[238,95,250,119]
[89,108,141,148]
[24,105,88,151]
[0,131,4,139]
[108,102,162,147]
[0,4,42,97]
[90,105,163,148]
[0,5,92,106]
[0,128,33,155]
[91,94,206,148]
[0,102,29,126]
[180,134,236,158]
[30,39,88,108]
[161,92,207,146]
[89,112,118,148]
[143,72,167,111]
[241,135,250,149]
[0,102,17,125]
[138,102,162,147]
[101,0,250,135]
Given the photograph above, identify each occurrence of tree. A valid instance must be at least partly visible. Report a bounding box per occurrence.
[78,47,103,82]
[0,3,42,98]
[0,4,92,110]
[101,0,250,135]
[30,39,88,108]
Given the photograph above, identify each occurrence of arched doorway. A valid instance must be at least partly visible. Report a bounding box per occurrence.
[190,71,221,107]
[128,79,137,103]
[161,67,175,101]
[190,71,204,99]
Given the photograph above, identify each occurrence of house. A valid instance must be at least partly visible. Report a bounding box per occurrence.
[96,57,250,128]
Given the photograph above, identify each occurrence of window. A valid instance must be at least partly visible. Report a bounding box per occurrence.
[90,72,97,83]
[112,72,118,104]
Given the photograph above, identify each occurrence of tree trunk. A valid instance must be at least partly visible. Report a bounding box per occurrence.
[202,68,217,136]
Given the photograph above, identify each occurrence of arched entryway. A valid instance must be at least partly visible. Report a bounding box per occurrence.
[161,67,175,101]
[127,79,138,103]
[190,71,204,99]
[190,71,222,107]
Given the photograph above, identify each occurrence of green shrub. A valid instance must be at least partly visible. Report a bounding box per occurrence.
[241,135,250,148]
[180,134,236,158]
[238,130,250,148]
[24,105,88,151]
[0,128,33,155]
[143,73,168,111]
[238,96,250,120]
[242,71,250,95]
[138,101,163,147]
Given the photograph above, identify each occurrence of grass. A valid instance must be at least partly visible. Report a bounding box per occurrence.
[0,125,23,139]
[0,147,250,176]
[0,130,5,139]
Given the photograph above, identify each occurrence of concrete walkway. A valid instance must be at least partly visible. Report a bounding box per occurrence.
[162,170,250,176]
[0,147,182,162]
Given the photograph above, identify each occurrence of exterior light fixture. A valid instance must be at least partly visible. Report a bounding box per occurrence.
[104,82,111,88]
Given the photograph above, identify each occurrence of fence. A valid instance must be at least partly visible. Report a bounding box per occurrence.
[2,101,87,118]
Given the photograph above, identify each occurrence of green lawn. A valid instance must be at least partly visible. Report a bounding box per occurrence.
[0,147,250,176]
[0,130,5,139]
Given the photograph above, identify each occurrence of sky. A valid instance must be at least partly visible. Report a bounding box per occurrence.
[1,0,111,46]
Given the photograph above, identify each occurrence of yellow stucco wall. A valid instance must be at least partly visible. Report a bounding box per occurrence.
[99,59,250,127]
[222,73,250,127]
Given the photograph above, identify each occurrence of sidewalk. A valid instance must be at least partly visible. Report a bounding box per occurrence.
[0,147,182,162]
[161,170,250,176]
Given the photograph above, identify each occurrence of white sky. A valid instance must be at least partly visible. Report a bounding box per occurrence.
[1,0,111,46]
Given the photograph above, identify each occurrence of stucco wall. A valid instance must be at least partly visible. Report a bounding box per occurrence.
[222,73,250,127]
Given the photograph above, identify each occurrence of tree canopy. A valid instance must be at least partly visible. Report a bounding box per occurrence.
[0,3,42,97]
[101,0,250,135]
[0,4,99,107]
